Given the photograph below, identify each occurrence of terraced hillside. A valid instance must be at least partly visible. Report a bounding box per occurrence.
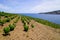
[0,12,60,40]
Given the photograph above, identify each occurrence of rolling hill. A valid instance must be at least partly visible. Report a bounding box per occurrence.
[39,10,60,14]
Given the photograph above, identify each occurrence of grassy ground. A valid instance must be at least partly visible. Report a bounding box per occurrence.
[23,16,60,29]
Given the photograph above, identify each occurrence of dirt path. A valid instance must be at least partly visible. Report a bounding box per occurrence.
[0,17,60,40]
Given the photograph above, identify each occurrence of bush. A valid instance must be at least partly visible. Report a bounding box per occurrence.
[27,22,29,24]
[24,25,29,32]
[14,21,17,23]
[9,24,15,31]
[5,18,10,22]
[21,20,26,25]
[13,23,16,27]
[0,16,1,19]
[0,20,4,26]
[22,20,24,23]
[3,27,10,35]
[14,20,17,23]
[31,24,34,28]
[14,17,19,23]
[11,16,15,19]
[4,15,8,18]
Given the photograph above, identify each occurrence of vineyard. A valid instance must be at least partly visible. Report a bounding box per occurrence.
[0,12,60,40]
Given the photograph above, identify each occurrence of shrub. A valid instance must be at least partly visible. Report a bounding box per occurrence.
[3,27,10,35]
[5,18,10,22]
[24,25,29,32]
[9,24,15,31]
[31,24,34,28]
[11,16,15,19]
[14,17,19,23]
[13,23,16,27]
[27,21,29,24]
[4,15,8,18]
[14,21,17,23]
[0,20,4,26]
[0,16,1,19]
[22,20,24,23]
[14,19,18,23]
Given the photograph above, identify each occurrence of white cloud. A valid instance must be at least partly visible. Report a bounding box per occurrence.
[30,0,60,13]
[0,4,11,10]
[0,4,17,13]
[0,0,60,13]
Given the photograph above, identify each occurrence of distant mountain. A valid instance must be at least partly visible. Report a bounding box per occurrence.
[39,10,60,14]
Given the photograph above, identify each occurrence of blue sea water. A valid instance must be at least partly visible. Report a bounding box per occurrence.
[21,14,60,24]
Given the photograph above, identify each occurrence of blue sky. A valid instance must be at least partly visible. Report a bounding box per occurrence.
[0,0,60,13]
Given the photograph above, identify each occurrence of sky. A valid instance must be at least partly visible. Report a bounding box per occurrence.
[0,0,60,13]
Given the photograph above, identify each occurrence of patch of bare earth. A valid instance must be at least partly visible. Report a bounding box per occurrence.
[0,16,18,40]
[0,18,60,40]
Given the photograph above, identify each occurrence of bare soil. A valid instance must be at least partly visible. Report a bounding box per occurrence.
[0,17,60,40]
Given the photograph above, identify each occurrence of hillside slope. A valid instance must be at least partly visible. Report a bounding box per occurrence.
[0,12,60,40]
[39,10,60,14]
[0,17,60,40]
